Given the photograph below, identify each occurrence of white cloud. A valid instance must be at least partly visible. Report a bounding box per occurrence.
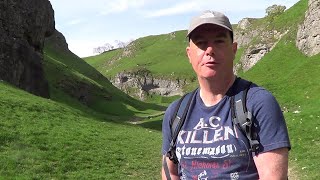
[99,0,149,15]
[67,18,85,26]
[68,39,106,58]
[145,1,198,18]
[144,0,300,18]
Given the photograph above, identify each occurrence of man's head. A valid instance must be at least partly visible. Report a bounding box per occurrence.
[187,10,233,42]
[186,10,237,80]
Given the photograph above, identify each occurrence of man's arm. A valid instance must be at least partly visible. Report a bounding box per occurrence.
[161,155,180,180]
[253,147,289,180]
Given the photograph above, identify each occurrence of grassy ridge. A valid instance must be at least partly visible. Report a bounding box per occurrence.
[44,40,165,117]
[0,30,167,178]
[85,31,195,81]
[241,37,320,179]
[238,2,320,178]
[0,82,162,179]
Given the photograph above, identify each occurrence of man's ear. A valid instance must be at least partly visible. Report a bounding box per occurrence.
[232,42,238,54]
[186,46,192,63]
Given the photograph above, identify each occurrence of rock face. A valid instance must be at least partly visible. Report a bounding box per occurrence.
[234,18,260,47]
[113,72,185,100]
[296,0,320,56]
[0,0,55,97]
[234,16,289,73]
[45,29,69,52]
[241,43,272,71]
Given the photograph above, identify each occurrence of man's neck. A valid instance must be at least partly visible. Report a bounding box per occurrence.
[198,74,236,107]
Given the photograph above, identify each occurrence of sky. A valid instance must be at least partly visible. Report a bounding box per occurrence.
[49,0,300,58]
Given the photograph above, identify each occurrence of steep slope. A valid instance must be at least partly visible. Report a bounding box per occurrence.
[85,31,197,99]
[0,81,162,179]
[44,30,164,117]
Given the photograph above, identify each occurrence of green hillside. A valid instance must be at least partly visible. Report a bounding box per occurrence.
[44,38,165,117]
[0,28,166,179]
[240,34,320,179]
[0,81,162,179]
[85,31,194,81]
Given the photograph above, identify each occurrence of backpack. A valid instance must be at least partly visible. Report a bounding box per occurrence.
[163,78,260,179]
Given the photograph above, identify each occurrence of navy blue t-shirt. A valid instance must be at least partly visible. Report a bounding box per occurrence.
[162,78,291,179]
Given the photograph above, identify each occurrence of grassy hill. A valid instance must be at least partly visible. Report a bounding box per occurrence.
[1,27,166,178]
[1,0,319,179]
[85,31,195,84]
[44,35,165,117]
[0,81,162,179]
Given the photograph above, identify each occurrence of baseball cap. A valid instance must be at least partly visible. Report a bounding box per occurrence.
[187,10,233,38]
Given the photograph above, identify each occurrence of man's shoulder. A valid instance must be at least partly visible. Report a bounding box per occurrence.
[236,78,273,99]
[164,89,198,118]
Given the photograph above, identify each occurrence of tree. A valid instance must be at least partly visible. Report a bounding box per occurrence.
[115,40,126,48]
[266,4,286,17]
[104,43,114,51]
[93,43,114,54]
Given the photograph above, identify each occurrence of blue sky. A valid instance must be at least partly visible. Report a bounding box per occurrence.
[49,0,300,57]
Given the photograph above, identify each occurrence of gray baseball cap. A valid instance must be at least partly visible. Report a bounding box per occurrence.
[187,10,233,37]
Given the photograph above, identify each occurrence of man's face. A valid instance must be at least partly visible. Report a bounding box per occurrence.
[186,24,237,79]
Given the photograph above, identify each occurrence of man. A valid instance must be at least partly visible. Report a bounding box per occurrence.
[161,10,290,180]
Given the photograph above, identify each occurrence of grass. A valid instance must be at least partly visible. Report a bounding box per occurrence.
[0,34,167,179]
[85,30,195,81]
[240,32,320,179]
[0,82,162,179]
[44,39,165,117]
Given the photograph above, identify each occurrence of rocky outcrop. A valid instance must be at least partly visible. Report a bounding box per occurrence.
[296,0,320,56]
[113,72,185,100]
[45,29,69,52]
[234,17,289,73]
[0,0,54,98]
[234,18,260,47]
[239,43,272,71]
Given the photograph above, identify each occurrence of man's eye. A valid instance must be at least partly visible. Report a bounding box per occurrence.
[196,41,206,46]
[215,39,225,43]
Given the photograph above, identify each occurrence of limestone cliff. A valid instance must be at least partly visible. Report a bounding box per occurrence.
[0,0,55,97]
[296,0,320,56]
[113,72,185,100]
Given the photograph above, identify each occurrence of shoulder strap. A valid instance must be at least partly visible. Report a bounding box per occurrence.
[168,89,197,162]
[163,89,197,180]
[170,90,196,139]
[230,79,260,155]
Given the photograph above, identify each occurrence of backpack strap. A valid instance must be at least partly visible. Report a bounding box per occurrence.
[163,89,197,180]
[230,80,260,155]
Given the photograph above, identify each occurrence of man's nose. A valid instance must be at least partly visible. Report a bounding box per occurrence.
[205,42,214,56]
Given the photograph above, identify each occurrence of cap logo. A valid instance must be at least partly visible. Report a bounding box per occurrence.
[199,12,215,19]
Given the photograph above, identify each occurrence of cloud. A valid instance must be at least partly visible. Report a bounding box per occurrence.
[67,18,85,26]
[99,0,149,15]
[143,0,300,18]
[145,1,198,18]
